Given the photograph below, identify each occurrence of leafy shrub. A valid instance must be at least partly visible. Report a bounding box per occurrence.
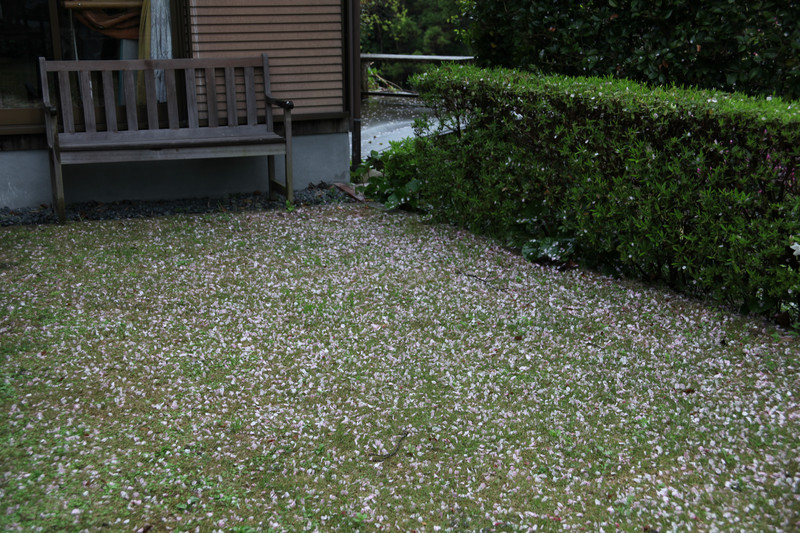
[461,0,800,101]
[377,64,800,326]
[358,143,425,211]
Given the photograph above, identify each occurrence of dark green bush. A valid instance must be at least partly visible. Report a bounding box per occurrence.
[462,0,800,101]
[373,64,800,326]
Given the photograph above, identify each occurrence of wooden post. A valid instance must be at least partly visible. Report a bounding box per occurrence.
[39,57,66,223]
[361,61,369,94]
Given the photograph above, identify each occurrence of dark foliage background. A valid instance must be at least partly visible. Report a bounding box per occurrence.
[463,0,800,100]
[360,0,471,88]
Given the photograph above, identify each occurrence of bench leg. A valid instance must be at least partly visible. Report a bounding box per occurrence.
[284,110,293,205]
[284,150,293,205]
[268,155,278,201]
[48,153,66,224]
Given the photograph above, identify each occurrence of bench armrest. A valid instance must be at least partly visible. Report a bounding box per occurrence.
[265,96,294,110]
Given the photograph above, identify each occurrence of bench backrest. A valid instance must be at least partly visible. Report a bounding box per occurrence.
[39,54,281,135]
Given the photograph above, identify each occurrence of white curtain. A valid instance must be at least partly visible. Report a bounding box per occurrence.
[139,0,173,101]
[151,0,173,101]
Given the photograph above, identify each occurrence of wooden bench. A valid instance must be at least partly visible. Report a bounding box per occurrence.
[38,53,293,223]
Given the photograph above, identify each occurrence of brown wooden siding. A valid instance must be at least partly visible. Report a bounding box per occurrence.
[188,0,345,116]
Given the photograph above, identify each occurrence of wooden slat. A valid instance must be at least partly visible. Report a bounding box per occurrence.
[64,1,143,8]
[271,73,342,84]
[193,41,343,53]
[101,70,118,132]
[294,105,345,114]
[143,70,159,129]
[193,0,341,4]
[191,31,342,43]
[38,58,52,108]
[262,54,273,131]
[269,64,342,75]
[59,144,288,165]
[122,70,138,131]
[190,5,340,16]
[196,48,342,58]
[191,22,341,33]
[271,81,341,93]
[185,67,199,128]
[204,67,219,127]
[272,89,342,99]
[194,2,340,8]
[269,57,343,68]
[165,69,179,129]
[193,0,340,5]
[59,126,284,151]
[57,71,75,134]
[191,14,341,24]
[224,66,237,126]
[244,66,257,126]
[78,71,97,132]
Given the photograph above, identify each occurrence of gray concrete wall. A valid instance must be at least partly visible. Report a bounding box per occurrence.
[0,150,53,208]
[0,133,349,209]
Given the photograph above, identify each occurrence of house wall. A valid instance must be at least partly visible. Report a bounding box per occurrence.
[0,150,52,209]
[187,0,346,116]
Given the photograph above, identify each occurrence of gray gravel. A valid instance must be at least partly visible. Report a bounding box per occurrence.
[0,182,353,227]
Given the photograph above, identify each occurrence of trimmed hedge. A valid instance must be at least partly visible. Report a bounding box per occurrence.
[364,65,800,326]
[463,0,800,101]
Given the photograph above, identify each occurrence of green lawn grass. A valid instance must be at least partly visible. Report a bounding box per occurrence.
[1,204,798,531]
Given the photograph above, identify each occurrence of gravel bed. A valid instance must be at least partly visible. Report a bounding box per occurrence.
[0,182,353,227]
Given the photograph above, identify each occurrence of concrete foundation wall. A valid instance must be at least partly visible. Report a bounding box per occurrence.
[0,150,53,209]
[0,133,349,209]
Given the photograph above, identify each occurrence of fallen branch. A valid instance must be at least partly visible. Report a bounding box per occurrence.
[458,270,508,292]
[366,63,407,93]
[369,430,410,463]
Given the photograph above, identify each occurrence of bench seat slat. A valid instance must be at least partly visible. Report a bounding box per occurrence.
[58,126,284,152]
[59,144,289,165]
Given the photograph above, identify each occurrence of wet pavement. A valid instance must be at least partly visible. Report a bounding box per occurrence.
[358,95,431,155]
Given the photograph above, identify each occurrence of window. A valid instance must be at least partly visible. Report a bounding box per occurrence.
[1,0,182,136]
[0,0,54,136]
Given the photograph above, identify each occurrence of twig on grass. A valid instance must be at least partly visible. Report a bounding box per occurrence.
[369,430,411,463]
[457,270,508,292]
